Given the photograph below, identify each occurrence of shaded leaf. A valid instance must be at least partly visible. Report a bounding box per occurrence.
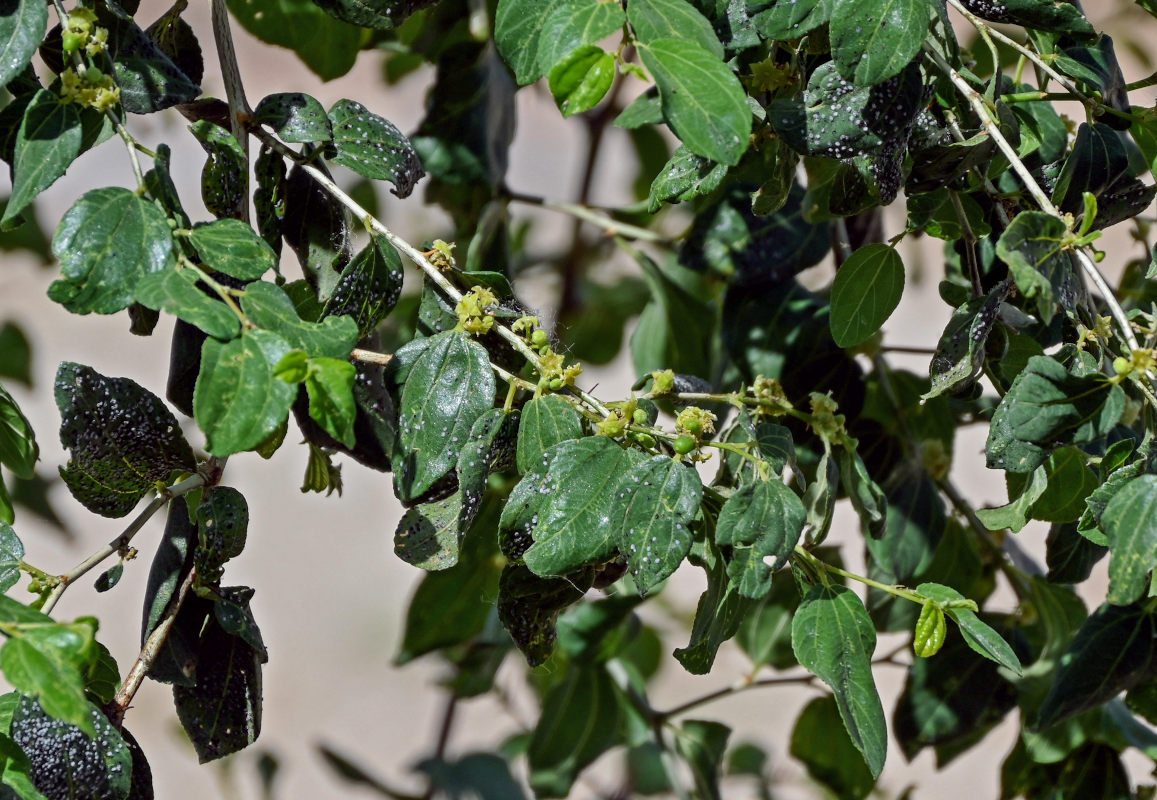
[829,243,904,348]
[188,121,246,220]
[225,0,360,81]
[1100,474,1157,606]
[716,479,806,598]
[321,235,404,339]
[134,267,241,341]
[112,19,200,113]
[188,219,278,282]
[791,695,876,800]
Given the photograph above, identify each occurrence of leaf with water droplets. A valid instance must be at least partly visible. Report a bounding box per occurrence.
[637,38,752,166]
[188,219,279,282]
[923,281,1011,401]
[0,523,23,593]
[3,90,81,229]
[716,479,806,599]
[516,395,583,475]
[394,331,496,503]
[616,456,702,595]
[254,92,333,143]
[0,0,46,90]
[189,121,247,219]
[326,99,424,197]
[829,0,929,86]
[55,362,195,518]
[173,616,262,763]
[648,145,729,212]
[194,486,248,587]
[321,234,404,339]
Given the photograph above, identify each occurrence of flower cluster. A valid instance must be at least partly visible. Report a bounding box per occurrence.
[454,286,497,335]
[60,66,120,112]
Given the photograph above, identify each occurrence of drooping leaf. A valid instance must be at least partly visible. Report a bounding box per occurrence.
[637,38,752,166]
[0,383,36,480]
[1100,474,1157,606]
[253,145,286,256]
[55,362,195,518]
[0,0,46,89]
[48,187,176,315]
[616,456,702,594]
[995,211,1079,325]
[1051,122,1129,214]
[497,563,592,667]
[716,479,806,599]
[791,695,876,800]
[515,395,584,475]
[188,219,278,282]
[548,46,615,118]
[676,540,757,674]
[326,99,423,197]
[534,0,626,79]
[194,329,297,456]
[321,235,404,339]
[493,0,554,85]
[193,486,248,586]
[282,160,350,299]
[189,121,247,220]
[791,584,887,777]
[923,281,1011,400]
[918,583,1022,674]
[829,0,928,86]
[829,243,905,348]
[112,19,200,113]
[225,0,361,80]
[241,281,358,360]
[2,90,81,229]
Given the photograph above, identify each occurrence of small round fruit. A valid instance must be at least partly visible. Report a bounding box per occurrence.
[530,329,549,347]
[1113,356,1130,375]
[672,434,696,455]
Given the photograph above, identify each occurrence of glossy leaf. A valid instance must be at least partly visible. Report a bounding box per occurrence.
[189,121,247,219]
[304,357,357,448]
[956,0,1095,38]
[792,584,887,777]
[748,0,830,39]
[241,281,358,360]
[0,0,45,89]
[3,91,81,228]
[716,479,806,598]
[395,331,495,503]
[321,235,404,338]
[791,696,876,800]
[226,0,361,80]
[282,161,350,299]
[0,524,22,592]
[648,145,728,211]
[55,362,195,518]
[830,0,928,86]
[194,486,248,586]
[637,38,752,166]
[548,46,614,118]
[1100,474,1157,606]
[535,0,625,79]
[194,330,297,456]
[493,0,554,85]
[188,219,278,282]
[995,211,1076,325]
[48,187,176,315]
[829,243,904,348]
[616,456,701,594]
[326,99,423,197]
[515,395,583,475]
[923,281,1010,401]
[628,0,722,59]
[134,267,241,341]
[0,383,36,480]
[112,20,200,114]
[918,583,1021,674]
[1051,122,1129,214]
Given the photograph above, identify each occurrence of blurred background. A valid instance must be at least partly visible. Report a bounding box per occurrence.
[2,0,1157,797]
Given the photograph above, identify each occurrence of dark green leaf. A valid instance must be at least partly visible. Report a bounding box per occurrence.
[995,211,1079,325]
[2,91,81,229]
[194,330,297,456]
[615,89,664,129]
[527,664,624,798]
[1031,447,1099,523]
[48,187,176,315]
[189,121,246,219]
[866,473,945,583]
[145,0,204,86]
[0,383,36,480]
[976,465,1047,533]
[548,46,614,118]
[716,479,806,598]
[0,324,32,387]
[140,498,205,687]
[188,219,278,282]
[1051,122,1129,215]
[676,540,757,674]
[1046,522,1107,584]
[497,563,592,667]
[923,281,1010,400]
[648,145,729,212]
[0,524,22,592]
[310,0,434,29]
[326,99,423,197]
[194,486,248,586]
[225,0,361,80]
[748,0,830,39]
[321,235,404,338]
[1101,474,1157,606]
[94,562,123,593]
[418,753,528,800]
[918,583,1021,674]
[0,0,46,89]
[616,456,701,594]
[630,251,715,378]
[637,38,752,166]
[791,696,876,800]
[674,719,729,800]
[493,0,554,85]
[282,161,350,299]
[55,362,195,518]
[241,281,358,359]
[112,20,200,114]
[829,0,928,86]
[535,0,625,78]
[829,243,904,348]
[958,0,1094,36]
[134,267,241,341]
[985,356,1124,473]
[628,0,722,58]
[501,437,641,576]
[173,616,262,763]
[9,695,131,798]
[253,145,286,257]
[516,395,583,475]
[792,584,886,777]
[212,586,267,661]
[1036,602,1157,730]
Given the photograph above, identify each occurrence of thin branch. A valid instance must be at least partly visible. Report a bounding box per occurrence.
[656,674,817,721]
[41,471,206,615]
[110,567,196,725]
[420,693,459,800]
[211,0,252,222]
[351,348,393,366]
[506,192,668,243]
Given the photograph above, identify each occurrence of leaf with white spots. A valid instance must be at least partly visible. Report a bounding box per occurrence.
[616,456,702,594]
[716,480,806,599]
[516,395,584,474]
[1101,474,1157,606]
[326,99,424,197]
[830,0,929,87]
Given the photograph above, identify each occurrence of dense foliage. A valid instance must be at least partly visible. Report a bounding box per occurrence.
[3,0,1157,796]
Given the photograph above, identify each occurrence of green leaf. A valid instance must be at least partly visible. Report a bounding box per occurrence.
[716,480,806,599]
[112,20,201,114]
[0,0,46,89]
[627,0,722,59]
[94,563,123,593]
[305,357,357,448]
[55,362,195,518]
[616,456,702,594]
[254,144,286,257]
[648,145,729,212]
[923,281,1010,401]
[1,632,94,736]
[501,437,642,576]
[140,497,203,687]
[535,0,626,79]
[914,603,947,658]
[995,211,1076,325]
[326,99,423,197]
[1051,122,1129,214]
[395,490,465,569]
[548,46,614,118]
[829,243,904,348]
[637,38,752,166]
[2,91,81,229]
[173,616,262,763]
[976,466,1047,533]
[917,583,1022,674]
[791,584,887,777]
[321,235,404,339]
[615,89,664,129]
[829,0,928,86]
[674,719,729,800]
[0,524,22,592]
[241,281,358,359]
[985,356,1124,473]
[134,267,242,341]
[1036,602,1157,730]
[282,162,350,299]
[188,219,278,282]
[226,0,361,80]
[194,329,297,456]
[516,395,584,474]
[791,696,876,800]
[494,0,554,85]
[189,121,247,219]
[9,695,131,796]
[736,569,799,670]
[1100,474,1157,606]
[193,486,248,586]
[748,0,830,39]
[630,250,715,378]
[48,187,176,315]
[958,0,1095,38]
[395,331,496,503]
[527,664,624,798]
[212,585,267,660]
[1031,447,1100,523]
[498,563,593,666]
[0,383,36,480]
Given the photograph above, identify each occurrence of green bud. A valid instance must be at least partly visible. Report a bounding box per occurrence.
[1113,356,1131,375]
[531,329,549,347]
[548,377,564,391]
[632,408,649,425]
[672,434,696,455]
[61,30,85,53]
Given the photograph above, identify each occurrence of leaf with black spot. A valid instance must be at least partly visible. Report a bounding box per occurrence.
[55,362,195,518]
[188,121,246,219]
[321,234,404,338]
[194,486,247,587]
[110,18,200,114]
[923,281,1011,401]
[497,563,593,667]
[253,145,286,257]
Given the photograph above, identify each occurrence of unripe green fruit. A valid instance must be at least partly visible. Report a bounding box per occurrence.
[530,329,549,347]
[548,377,564,390]
[672,434,696,455]
[85,67,103,83]
[1113,356,1130,375]
[683,417,703,435]
[61,31,85,53]
[632,408,648,425]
